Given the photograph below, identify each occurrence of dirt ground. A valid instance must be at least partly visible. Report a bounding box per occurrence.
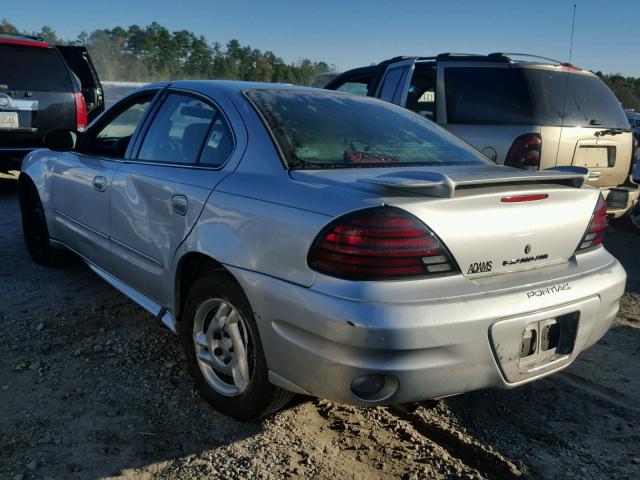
[1,172,639,480]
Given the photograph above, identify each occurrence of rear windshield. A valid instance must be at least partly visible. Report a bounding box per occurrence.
[0,44,73,92]
[245,90,487,169]
[445,67,629,129]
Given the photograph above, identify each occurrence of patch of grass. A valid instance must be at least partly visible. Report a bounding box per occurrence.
[15,360,28,371]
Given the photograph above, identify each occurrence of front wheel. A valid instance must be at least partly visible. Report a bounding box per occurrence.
[179,272,293,420]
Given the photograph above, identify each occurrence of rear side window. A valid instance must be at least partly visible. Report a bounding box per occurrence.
[445,67,565,125]
[200,117,234,167]
[0,45,73,92]
[138,94,215,164]
[445,67,628,129]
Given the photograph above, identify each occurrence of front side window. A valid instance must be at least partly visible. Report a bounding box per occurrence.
[82,93,154,158]
[246,90,487,169]
[138,94,216,164]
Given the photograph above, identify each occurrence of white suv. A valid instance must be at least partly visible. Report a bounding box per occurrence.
[326,53,638,219]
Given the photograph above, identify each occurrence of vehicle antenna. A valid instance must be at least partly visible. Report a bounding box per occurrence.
[569,3,577,63]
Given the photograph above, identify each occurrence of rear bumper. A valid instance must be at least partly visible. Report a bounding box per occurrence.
[602,183,639,218]
[228,248,626,405]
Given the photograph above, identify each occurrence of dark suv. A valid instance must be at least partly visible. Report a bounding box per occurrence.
[0,35,104,165]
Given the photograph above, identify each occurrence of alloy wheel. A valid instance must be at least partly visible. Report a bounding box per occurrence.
[192,298,254,396]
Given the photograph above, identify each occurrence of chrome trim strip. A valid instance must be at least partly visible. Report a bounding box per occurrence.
[0,99,38,111]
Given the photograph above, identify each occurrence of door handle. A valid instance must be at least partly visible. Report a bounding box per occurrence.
[93,176,107,192]
[588,171,602,179]
[171,195,188,216]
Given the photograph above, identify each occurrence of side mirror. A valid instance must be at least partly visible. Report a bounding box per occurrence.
[481,146,497,163]
[44,129,78,152]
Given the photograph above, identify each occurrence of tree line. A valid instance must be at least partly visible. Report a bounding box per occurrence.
[595,72,640,113]
[2,18,640,111]
[0,19,332,85]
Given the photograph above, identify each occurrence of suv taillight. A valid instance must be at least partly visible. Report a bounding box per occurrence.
[575,194,607,252]
[308,207,458,280]
[505,134,542,170]
[74,92,87,131]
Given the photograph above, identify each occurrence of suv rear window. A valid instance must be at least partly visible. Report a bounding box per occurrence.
[246,90,486,169]
[445,67,628,129]
[0,44,73,92]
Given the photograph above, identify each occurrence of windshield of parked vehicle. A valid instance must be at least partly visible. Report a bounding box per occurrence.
[0,44,73,92]
[245,90,487,169]
[445,67,629,129]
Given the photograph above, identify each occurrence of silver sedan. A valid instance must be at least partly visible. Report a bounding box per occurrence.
[19,81,626,420]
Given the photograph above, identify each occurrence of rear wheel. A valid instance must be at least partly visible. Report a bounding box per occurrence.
[179,271,293,420]
[19,178,67,266]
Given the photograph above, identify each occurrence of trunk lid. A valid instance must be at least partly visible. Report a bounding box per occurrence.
[291,165,598,278]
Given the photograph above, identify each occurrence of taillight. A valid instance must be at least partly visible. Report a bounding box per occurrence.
[575,194,607,252]
[308,207,458,280]
[504,133,542,170]
[74,92,87,131]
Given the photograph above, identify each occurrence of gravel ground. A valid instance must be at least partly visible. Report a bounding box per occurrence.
[0,172,639,480]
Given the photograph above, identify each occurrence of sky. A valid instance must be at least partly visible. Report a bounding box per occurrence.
[1,0,638,76]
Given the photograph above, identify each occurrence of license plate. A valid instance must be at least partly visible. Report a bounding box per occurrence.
[0,111,19,129]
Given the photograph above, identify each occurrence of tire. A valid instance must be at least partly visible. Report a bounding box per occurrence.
[179,271,293,420]
[19,178,68,266]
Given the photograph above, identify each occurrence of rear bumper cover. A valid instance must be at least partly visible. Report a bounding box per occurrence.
[602,184,639,218]
[228,248,625,405]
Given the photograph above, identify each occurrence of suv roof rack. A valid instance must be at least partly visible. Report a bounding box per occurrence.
[377,53,581,69]
[435,53,509,63]
[489,52,573,66]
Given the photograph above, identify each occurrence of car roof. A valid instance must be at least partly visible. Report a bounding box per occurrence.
[169,79,319,95]
[162,80,333,104]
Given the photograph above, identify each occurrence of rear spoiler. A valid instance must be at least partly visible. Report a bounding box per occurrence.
[357,166,589,198]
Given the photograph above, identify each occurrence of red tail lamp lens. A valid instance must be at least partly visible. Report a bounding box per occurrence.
[308,207,458,280]
[505,134,542,170]
[576,194,607,252]
[74,92,87,131]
